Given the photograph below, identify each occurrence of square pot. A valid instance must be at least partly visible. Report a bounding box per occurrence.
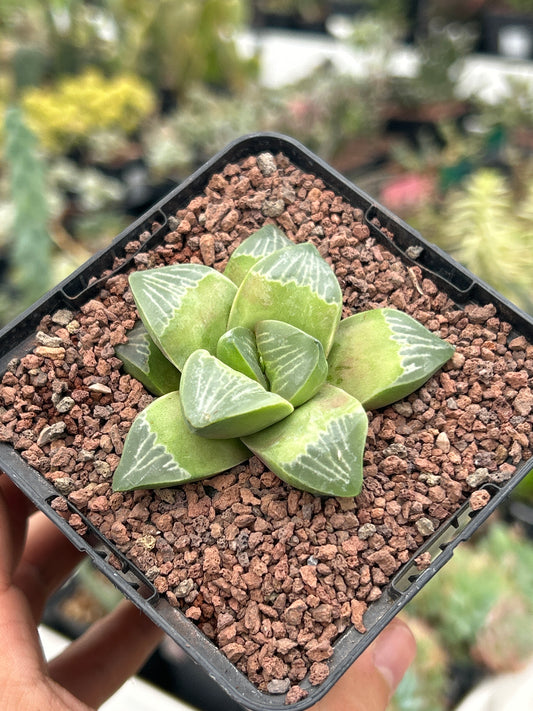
[1,133,532,710]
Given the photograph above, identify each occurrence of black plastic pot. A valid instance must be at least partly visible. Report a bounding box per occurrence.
[1,133,532,711]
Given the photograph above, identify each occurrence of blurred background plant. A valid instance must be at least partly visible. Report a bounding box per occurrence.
[1,2,533,709]
[1,0,532,319]
[390,515,533,711]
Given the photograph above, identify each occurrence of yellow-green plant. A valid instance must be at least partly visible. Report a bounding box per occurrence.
[112,225,454,497]
[22,68,156,152]
[434,169,533,314]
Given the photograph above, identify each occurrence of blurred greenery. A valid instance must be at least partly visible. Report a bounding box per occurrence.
[390,521,533,711]
[1,106,51,321]
[0,0,532,322]
[513,468,533,505]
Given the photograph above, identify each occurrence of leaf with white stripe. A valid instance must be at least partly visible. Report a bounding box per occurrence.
[115,321,181,396]
[129,264,237,370]
[255,320,327,406]
[327,308,455,409]
[224,224,293,286]
[242,384,368,498]
[180,349,293,439]
[227,243,342,355]
[112,391,249,491]
[216,327,268,388]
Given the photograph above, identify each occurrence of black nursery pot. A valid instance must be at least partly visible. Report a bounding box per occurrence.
[1,133,532,711]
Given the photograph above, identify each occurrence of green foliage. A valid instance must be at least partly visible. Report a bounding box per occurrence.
[474,77,533,136]
[433,169,533,314]
[143,66,387,180]
[361,0,414,28]
[107,0,258,97]
[2,106,51,308]
[327,308,455,409]
[512,469,533,504]
[407,523,533,665]
[273,65,387,158]
[114,227,453,497]
[0,1,119,86]
[388,21,475,109]
[501,0,533,12]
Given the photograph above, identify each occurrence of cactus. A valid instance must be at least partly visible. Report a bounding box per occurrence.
[3,106,51,306]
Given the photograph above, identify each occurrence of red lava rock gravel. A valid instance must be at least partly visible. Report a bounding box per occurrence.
[1,151,532,704]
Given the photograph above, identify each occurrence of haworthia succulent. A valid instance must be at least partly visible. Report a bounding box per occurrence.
[327,307,455,410]
[111,391,249,492]
[223,224,293,286]
[255,320,327,407]
[180,349,293,439]
[115,320,181,396]
[242,384,368,498]
[216,326,268,388]
[227,242,342,355]
[129,264,237,370]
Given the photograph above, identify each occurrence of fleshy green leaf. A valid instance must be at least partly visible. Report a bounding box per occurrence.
[255,320,327,407]
[216,326,268,388]
[224,224,293,286]
[129,264,237,370]
[227,242,342,355]
[115,321,181,396]
[327,307,455,409]
[180,349,293,439]
[242,384,368,498]
[112,391,249,492]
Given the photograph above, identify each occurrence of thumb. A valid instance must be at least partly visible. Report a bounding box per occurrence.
[312,617,416,711]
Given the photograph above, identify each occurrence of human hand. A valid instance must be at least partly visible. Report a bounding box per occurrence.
[311,616,416,711]
[1,472,415,711]
[0,474,163,711]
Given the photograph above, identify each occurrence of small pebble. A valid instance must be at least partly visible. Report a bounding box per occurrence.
[415,517,435,536]
[266,678,290,695]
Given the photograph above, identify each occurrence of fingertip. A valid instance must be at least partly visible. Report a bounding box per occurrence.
[372,617,416,698]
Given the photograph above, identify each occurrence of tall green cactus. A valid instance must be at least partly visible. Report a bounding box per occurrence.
[3,106,51,306]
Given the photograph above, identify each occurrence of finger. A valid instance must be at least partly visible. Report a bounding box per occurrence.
[13,511,85,622]
[0,585,48,685]
[48,600,164,709]
[312,617,416,711]
[0,475,35,584]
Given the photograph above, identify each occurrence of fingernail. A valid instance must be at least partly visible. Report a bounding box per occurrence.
[372,620,416,698]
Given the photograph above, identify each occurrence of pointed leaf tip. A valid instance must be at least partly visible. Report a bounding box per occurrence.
[243,384,368,498]
[327,308,455,409]
[224,224,293,286]
[228,242,342,355]
[129,264,237,370]
[180,349,293,439]
[112,391,249,492]
[115,320,181,396]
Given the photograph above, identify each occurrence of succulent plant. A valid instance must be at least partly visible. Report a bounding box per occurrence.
[112,225,454,497]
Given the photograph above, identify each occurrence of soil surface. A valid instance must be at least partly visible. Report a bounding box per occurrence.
[1,151,533,705]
